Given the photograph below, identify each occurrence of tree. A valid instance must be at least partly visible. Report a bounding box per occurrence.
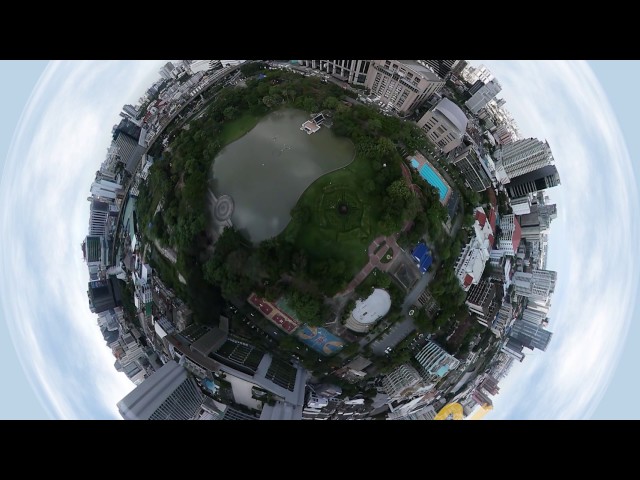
[223,106,238,120]
[323,96,339,109]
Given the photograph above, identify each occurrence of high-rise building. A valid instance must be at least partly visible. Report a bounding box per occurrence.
[468,80,485,95]
[451,60,467,77]
[466,278,498,325]
[505,164,561,198]
[414,340,460,381]
[297,60,372,86]
[90,178,123,202]
[497,214,522,255]
[117,360,204,420]
[365,60,445,115]
[88,199,110,236]
[122,104,140,119]
[87,278,121,314]
[511,195,532,215]
[451,145,493,192]
[512,269,557,301]
[493,124,514,145]
[417,98,469,154]
[491,302,513,337]
[418,60,458,79]
[158,62,176,80]
[509,319,553,351]
[382,364,428,401]
[494,138,555,183]
[465,79,502,114]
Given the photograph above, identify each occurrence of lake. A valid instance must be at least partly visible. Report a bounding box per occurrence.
[210,108,355,243]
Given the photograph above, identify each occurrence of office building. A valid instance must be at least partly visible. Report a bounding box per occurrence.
[468,80,485,95]
[297,60,371,85]
[491,302,513,337]
[88,199,111,236]
[451,145,493,192]
[159,62,176,80]
[414,340,460,381]
[451,60,467,77]
[512,269,557,301]
[90,178,123,201]
[462,64,493,85]
[418,60,458,79]
[345,288,391,333]
[365,60,445,115]
[87,278,121,314]
[494,138,555,183]
[466,278,498,325]
[465,79,502,114]
[117,360,204,420]
[497,214,522,255]
[417,97,469,154]
[509,319,553,351]
[493,124,514,145]
[122,104,139,119]
[506,164,561,198]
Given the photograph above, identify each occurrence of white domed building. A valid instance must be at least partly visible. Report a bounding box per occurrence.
[345,288,392,333]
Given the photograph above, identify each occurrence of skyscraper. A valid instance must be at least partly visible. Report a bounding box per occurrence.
[506,164,561,198]
[465,79,502,114]
[494,138,556,183]
[88,199,110,236]
[117,360,204,420]
[512,269,557,301]
[509,319,553,351]
[87,278,121,314]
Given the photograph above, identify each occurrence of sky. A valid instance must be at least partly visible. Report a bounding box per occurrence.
[0,60,638,420]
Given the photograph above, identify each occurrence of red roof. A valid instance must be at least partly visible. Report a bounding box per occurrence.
[512,217,522,251]
[488,234,495,248]
[463,274,474,287]
[475,209,487,228]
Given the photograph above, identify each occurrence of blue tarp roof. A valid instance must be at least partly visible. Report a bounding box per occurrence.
[412,243,427,261]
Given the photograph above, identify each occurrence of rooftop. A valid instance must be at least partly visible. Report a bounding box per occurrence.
[352,288,391,324]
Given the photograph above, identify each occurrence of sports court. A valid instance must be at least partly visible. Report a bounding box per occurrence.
[295,325,345,356]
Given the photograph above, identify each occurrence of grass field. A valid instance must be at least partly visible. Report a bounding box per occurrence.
[281,151,384,290]
[218,113,262,146]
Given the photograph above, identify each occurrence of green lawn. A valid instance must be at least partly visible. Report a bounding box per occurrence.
[218,113,262,146]
[281,151,384,291]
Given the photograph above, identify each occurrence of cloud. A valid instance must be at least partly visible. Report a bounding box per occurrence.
[0,61,165,419]
[475,61,640,419]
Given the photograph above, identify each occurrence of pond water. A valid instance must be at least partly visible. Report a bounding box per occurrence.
[210,108,354,243]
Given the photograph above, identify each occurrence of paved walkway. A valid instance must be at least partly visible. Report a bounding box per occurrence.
[337,233,404,297]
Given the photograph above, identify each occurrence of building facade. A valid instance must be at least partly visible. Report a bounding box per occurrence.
[497,214,522,255]
[465,79,502,114]
[382,364,428,401]
[512,269,557,301]
[117,360,204,420]
[297,60,371,86]
[414,340,460,381]
[466,278,498,325]
[494,138,556,183]
[417,98,469,154]
[505,164,561,198]
[365,60,445,115]
[451,145,493,192]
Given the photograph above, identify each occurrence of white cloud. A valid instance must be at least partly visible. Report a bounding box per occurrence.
[476,61,639,419]
[0,60,165,419]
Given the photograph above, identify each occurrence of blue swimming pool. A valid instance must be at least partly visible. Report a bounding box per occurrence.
[410,158,419,169]
[416,161,448,201]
